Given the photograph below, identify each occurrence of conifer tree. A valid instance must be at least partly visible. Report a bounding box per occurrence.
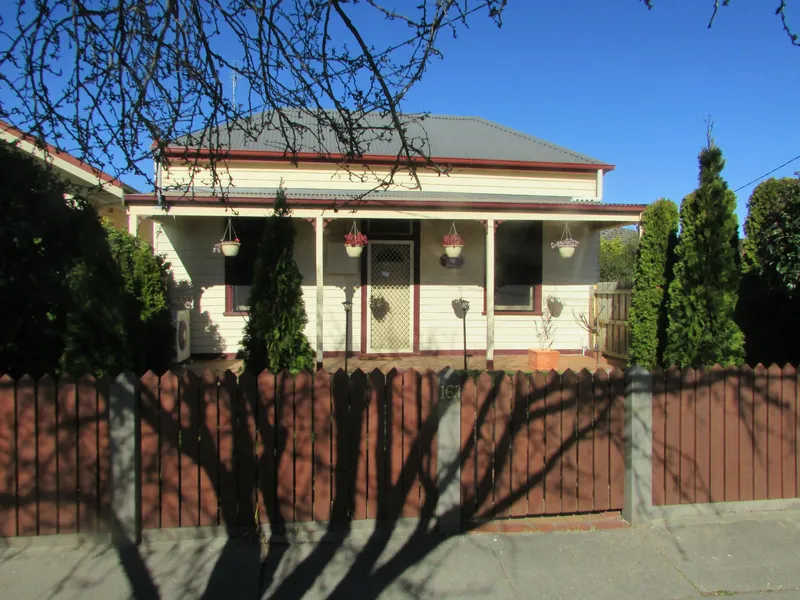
[241,186,314,374]
[664,141,744,368]
[628,199,679,369]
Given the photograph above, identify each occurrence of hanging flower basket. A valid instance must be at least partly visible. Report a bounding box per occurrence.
[218,241,241,257]
[551,223,580,258]
[213,217,241,257]
[344,222,368,258]
[443,222,464,258]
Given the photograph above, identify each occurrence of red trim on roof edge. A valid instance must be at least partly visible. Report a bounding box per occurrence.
[125,193,645,214]
[159,146,615,173]
[1,120,127,190]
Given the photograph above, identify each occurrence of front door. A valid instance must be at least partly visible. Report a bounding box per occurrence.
[367,242,414,353]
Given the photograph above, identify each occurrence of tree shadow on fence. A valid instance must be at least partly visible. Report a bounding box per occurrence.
[0,362,797,599]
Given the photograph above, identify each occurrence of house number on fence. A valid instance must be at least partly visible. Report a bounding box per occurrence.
[439,384,460,402]
[438,366,462,405]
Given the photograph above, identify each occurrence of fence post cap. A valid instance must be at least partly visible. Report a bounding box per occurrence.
[114,371,138,386]
[626,364,651,378]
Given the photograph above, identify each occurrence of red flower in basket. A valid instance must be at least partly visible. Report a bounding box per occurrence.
[442,232,464,247]
[344,231,369,247]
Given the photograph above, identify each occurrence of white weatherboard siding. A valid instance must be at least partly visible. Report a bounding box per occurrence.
[154,216,361,355]
[419,220,486,351]
[319,220,362,352]
[495,221,598,352]
[156,216,596,356]
[162,162,598,198]
[418,220,598,352]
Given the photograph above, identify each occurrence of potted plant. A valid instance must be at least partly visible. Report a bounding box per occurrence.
[443,222,464,258]
[573,307,605,372]
[213,217,241,257]
[551,223,580,258]
[528,296,560,371]
[344,221,368,258]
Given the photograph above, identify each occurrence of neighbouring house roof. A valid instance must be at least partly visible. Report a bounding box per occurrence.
[165,111,614,172]
[0,119,137,204]
[601,226,639,243]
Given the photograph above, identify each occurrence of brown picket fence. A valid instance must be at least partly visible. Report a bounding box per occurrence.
[137,368,439,529]
[652,364,800,506]
[0,374,110,537]
[460,369,626,520]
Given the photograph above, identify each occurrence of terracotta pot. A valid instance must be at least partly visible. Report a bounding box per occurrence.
[219,242,241,257]
[444,245,463,258]
[345,244,364,258]
[528,348,560,371]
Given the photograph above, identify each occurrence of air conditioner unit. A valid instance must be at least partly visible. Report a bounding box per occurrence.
[172,309,191,363]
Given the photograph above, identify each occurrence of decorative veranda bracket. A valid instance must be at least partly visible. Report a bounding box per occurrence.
[478,220,503,232]
[304,217,334,231]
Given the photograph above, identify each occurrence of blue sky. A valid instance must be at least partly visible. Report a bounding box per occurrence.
[395,0,800,228]
[2,0,797,229]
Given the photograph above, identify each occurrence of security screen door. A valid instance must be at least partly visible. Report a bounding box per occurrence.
[367,242,413,353]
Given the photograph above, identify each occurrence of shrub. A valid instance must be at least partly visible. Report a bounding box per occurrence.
[241,186,314,373]
[627,199,679,369]
[0,140,132,376]
[744,178,800,293]
[104,221,174,374]
[736,177,800,366]
[741,178,800,275]
[599,234,638,282]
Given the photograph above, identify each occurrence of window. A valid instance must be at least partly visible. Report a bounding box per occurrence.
[494,221,543,312]
[224,218,266,313]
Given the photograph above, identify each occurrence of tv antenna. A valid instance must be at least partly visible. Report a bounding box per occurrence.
[231,61,239,110]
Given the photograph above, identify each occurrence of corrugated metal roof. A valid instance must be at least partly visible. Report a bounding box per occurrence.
[173,110,608,166]
[162,186,600,205]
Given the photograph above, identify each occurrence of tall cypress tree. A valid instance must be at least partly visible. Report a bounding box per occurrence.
[663,141,745,368]
[628,198,679,369]
[241,187,314,373]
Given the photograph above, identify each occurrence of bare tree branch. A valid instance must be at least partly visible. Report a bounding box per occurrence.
[0,0,506,206]
[0,0,796,209]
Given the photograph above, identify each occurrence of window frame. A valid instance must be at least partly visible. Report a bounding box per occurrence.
[223,218,266,316]
[482,221,544,316]
[224,284,250,316]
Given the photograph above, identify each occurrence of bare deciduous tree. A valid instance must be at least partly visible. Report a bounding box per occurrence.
[0,0,507,201]
[0,0,796,204]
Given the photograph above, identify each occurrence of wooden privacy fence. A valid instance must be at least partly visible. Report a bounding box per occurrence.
[3,363,800,540]
[138,368,438,529]
[652,364,800,507]
[0,375,110,537]
[460,370,626,520]
[594,281,632,360]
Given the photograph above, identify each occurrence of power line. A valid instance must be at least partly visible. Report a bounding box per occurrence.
[733,154,800,193]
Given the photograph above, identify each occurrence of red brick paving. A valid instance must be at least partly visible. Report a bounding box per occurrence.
[466,511,629,534]
[186,353,625,379]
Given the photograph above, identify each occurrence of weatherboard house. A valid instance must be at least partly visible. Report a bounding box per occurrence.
[125,114,646,369]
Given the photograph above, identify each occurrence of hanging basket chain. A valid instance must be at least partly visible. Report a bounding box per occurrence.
[345,220,368,247]
[222,217,239,243]
[443,221,464,247]
[551,222,580,249]
[213,217,241,255]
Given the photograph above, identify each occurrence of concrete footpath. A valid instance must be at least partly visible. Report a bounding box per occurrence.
[2,510,800,599]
